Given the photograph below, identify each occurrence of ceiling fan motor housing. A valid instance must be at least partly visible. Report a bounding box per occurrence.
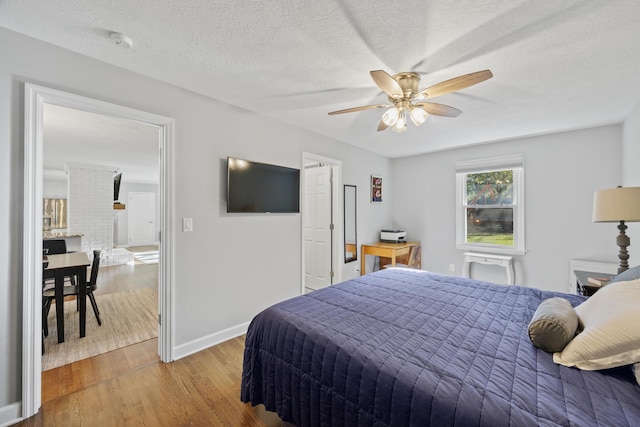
[391,72,421,101]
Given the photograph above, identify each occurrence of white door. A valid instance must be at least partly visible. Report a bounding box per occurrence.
[128,192,156,246]
[304,165,333,290]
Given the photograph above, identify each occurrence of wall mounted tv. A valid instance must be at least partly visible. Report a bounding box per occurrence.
[227,157,300,213]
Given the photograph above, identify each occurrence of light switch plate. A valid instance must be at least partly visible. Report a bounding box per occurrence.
[183,217,193,232]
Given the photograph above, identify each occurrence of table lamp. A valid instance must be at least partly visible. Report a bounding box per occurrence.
[592,186,640,273]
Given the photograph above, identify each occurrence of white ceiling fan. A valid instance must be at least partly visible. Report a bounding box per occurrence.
[328,69,493,133]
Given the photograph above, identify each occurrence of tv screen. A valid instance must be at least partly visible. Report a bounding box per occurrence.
[227,157,300,213]
[114,173,122,202]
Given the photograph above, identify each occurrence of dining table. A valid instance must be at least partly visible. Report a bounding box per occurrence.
[44,252,91,343]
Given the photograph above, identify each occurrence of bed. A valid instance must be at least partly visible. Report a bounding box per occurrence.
[241,268,640,426]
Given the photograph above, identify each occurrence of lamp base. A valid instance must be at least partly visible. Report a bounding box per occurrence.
[616,220,630,274]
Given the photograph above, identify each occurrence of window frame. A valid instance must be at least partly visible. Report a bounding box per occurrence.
[455,155,526,255]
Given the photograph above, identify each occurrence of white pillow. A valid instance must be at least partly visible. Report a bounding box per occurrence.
[553,279,640,370]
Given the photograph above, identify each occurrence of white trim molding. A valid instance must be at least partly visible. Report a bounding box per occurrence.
[22,83,175,419]
[455,154,526,255]
[173,322,250,361]
[0,402,22,427]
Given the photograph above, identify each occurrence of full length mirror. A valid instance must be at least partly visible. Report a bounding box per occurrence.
[344,185,357,263]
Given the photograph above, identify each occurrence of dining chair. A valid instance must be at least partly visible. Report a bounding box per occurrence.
[43,239,67,255]
[43,239,77,287]
[43,250,103,337]
[42,257,49,354]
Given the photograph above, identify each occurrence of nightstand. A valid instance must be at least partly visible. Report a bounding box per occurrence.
[574,270,616,296]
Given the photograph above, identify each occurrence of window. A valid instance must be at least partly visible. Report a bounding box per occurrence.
[456,155,525,255]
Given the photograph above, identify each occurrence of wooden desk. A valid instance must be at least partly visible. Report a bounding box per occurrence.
[360,242,420,275]
[45,252,90,343]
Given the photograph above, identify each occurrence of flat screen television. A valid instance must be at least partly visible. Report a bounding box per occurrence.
[114,173,122,202]
[227,157,300,213]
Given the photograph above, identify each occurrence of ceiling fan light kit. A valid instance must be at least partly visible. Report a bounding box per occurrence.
[382,107,399,126]
[410,106,429,126]
[393,109,407,133]
[328,69,493,133]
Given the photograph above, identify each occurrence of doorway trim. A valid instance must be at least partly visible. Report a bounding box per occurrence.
[301,152,342,294]
[22,83,175,418]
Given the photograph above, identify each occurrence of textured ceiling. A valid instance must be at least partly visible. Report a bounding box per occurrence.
[3,0,640,165]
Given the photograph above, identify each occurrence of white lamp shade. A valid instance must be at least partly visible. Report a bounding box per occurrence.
[593,187,640,222]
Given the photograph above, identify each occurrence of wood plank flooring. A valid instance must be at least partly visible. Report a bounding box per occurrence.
[22,246,287,426]
[95,246,158,295]
[20,336,287,426]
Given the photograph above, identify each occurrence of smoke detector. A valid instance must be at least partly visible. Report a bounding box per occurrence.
[110,32,133,49]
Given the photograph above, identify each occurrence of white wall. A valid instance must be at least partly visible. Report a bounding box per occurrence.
[0,27,392,415]
[391,126,622,291]
[42,178,66,199]
[43,177,160,249]
[67,167,113,255]
[622,102,640,266]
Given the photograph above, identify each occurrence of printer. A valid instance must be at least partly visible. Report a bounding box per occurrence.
[380,229,407,243]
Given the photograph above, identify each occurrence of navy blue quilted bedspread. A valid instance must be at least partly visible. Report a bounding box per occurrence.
[241,269,640,426]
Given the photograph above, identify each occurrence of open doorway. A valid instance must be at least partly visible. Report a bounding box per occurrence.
[40,103,160,371]
[23,84,174,418]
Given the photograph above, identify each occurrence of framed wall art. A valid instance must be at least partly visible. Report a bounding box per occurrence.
[371,175,383,203]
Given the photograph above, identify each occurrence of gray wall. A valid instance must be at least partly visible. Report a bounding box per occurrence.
[622,102,640,266]
[391,125,622,291]
[0,27,392,413]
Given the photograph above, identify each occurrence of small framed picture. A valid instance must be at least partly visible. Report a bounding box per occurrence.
[371,175,383,203]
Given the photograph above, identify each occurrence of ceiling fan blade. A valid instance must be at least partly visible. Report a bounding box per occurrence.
[416,69,493,99]
[414,102,462,117]
[370,70,403,99]
[328,104,388,115]
[377,120,389,132]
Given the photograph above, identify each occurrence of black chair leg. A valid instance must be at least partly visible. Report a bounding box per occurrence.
[88,292,102,326]
[42,299,50,337]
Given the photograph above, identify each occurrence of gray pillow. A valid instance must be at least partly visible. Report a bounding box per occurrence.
[609,265,640,284]
[528,297,579,352]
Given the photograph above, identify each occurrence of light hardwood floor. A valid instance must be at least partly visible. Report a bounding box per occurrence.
[95,246,159,295]
[20,336,286,426]
[21,246,287,426]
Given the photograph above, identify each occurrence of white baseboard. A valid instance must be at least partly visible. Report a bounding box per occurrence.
[173,321,250,361]
[0,402,22,427]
